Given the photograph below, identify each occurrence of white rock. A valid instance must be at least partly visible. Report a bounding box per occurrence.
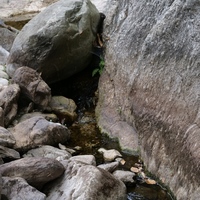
[98,148,122,162]
[0,78,9,87]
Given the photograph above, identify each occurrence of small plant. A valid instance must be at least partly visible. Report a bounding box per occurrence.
[92,57,105,77]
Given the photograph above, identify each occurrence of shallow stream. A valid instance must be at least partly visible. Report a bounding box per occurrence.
[50,65,175,200]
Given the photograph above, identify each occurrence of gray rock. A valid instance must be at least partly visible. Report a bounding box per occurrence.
[12,66,51,108]
[69,155,96,165]
[15,111,58,124]
[10,116,70,152]
[91,0,108,12]
[98,161,119,173]
[0,78,9,88]
[0,28,16,52]
[112,170,135,185]
[0,70,9,79]
[49,96,77,124]
[0,84,20,126]
[0,145,20,160]
[23,145,71,160]
[44,159,126,200]
[96,0,200,199]
[0,157,65,189]
[0,126,15,147]
[0,46,10,65]
[2,177,46,200]
[7,0,100,84]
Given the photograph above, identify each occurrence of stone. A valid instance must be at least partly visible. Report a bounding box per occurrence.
[7,0,100,84]
[0,78,9,88]
[69,155,96,165]
[16,111,58,124]
[44,159,126,200]
[0,145,20,160]
[91,0,108,12]
[0,157,65,189]
[96,0,200,199]
[0,46,10,65]
[0,70,9,79]
[0,126,16,147]
[12,66,51,108]
[98,148,122,162]
[9,116,70,152]
[2,177,46,200]
[98,161,119,173]
[49,96,77,124]
[112,170,135,185]
[23,145,71,160]
[58,143,76,155]
[0,29,16,52]
[0,84,20,126]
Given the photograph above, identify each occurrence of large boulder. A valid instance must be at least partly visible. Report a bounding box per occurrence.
[0,157,65,189]
[96,0,200,199]
[9,116,70,152]
[44,159,126,200]
[6,0,100,84]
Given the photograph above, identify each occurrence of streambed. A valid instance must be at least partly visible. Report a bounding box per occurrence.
[50,65,175,200]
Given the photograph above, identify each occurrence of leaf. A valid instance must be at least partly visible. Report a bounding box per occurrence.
[92,68,99,77]
[145,178,157,185]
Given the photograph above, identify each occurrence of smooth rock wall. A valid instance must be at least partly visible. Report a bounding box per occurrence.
[96,0,200,199]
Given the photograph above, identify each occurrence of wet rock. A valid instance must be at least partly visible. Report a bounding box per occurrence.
[23,145,71,160]
[98,148,122,162]
[0,28,16,52]
[0,157,65,189]
[0,84,20,126]
[49,96,77,124]
[98,161,119,173]
[9,116,70,152]
[7,0,100,84]
[2,177,46,200]
[0,145,20,160]
[12,66,51,108]
[69,155,96,166]
[0,126,15,147]
[44,159,126,200]
[113,170,135,186]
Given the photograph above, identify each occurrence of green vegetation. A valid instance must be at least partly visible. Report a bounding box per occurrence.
[92,57,105,77]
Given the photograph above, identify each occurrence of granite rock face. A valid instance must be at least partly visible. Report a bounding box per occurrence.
[6,0,100,84]
[96,0,200,199]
